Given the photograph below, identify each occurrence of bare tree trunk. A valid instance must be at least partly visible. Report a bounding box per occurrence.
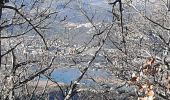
[168,0,170,11]
[7,75,15,100]
[0,1,3,68]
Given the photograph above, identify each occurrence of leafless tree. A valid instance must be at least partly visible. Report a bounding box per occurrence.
[62,0,170,99]
[1,0,170,100]
[0,0,73,99]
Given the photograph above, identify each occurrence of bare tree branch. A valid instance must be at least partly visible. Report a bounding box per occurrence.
[1,42,21,58]
[1,4,48,49]
[16,55,56,87]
